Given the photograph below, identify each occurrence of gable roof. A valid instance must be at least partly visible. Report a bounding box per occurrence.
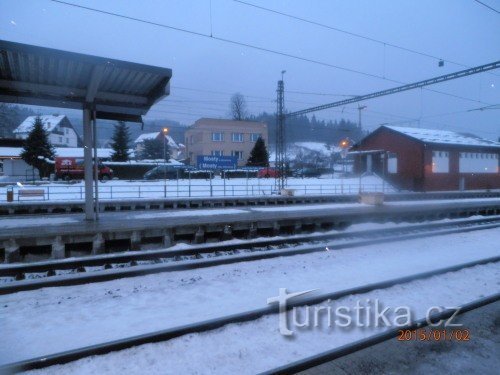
[134,132,179,148]
[134,132,160,143]
[383,125,500,149]
[14,115,67,134]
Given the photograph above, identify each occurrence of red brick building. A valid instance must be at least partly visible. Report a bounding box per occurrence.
[352,125,500,192]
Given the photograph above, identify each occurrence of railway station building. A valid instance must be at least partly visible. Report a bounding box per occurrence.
[352,125,500,192]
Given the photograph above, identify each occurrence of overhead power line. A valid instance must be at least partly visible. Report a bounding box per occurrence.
[286,90,355,98]
[288,61,500,117]
[50,0,391,81]
[233,0,499,72]
[50,0,491,106]
[473,0,500,14]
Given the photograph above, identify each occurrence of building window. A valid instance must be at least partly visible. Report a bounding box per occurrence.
[66,138,69,144]
[59,136,62,143]
[231,151,243,160]
[211,150,223,156]
[432,150,449,173]
[388,153,397,174]
[459,152,497,173]
[251,133,261,142]
[232,133,244,142]
[212,132,224,142]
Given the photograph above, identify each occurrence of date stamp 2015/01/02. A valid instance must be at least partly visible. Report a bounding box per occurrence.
[398,329,470,342]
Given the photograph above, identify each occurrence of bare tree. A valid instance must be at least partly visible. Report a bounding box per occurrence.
[230,93,248,120]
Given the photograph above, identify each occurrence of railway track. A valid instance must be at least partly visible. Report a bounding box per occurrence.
[1,255,498,373]
[260,293,500,375]
[1,215,499,295]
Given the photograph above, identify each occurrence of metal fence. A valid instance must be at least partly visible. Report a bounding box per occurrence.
[10,179,391,201]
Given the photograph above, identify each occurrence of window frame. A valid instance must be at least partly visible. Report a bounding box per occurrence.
[250,133,261,142]
[212,132,224,142]
[232,133,244,142]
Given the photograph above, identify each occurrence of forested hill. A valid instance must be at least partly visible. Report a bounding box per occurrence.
[1,104,365,147]
[0,104,37,138]
[248,112,366,145]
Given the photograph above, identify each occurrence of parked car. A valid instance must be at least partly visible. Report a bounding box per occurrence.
[55,157,113,181]
[257,167,279,178]
[143,165,204,180]
[292,168,322,178]
[144,165,194,180]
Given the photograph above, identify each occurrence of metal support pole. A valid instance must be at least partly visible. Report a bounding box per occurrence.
[274,75,286,192]
[383,152,387,193]
[83,108,94,221]
[92,110,99,219]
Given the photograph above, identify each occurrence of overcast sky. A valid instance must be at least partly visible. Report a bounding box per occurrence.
[1,0,499,140]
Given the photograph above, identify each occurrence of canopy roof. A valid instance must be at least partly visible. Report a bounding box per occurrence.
[0,39,172,122]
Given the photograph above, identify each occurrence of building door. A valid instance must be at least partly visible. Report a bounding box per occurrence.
[366,154,373,173]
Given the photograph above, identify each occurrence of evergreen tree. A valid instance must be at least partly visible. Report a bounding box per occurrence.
[246,137,269,167]
[110,121,131,162]
[139,137,170,161]
[20,116,56,178]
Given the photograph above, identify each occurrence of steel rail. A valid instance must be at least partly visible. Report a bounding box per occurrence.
[1,219,499,295]
[1,256,498,373]
[260,293,500,374]
[1,215,499,278]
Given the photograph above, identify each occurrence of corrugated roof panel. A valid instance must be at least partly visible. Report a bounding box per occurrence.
[0,39,172,121]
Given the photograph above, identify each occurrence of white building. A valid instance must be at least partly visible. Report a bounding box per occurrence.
[134,132,184,160]
[0,146,114,181]
[14,115,80,147]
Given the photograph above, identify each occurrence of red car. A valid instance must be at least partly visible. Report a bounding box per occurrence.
[257,167,279,178]
[55,157,113,181]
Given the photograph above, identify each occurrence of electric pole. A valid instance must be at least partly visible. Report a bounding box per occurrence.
[275,71,286,192]
[357,104,366,130]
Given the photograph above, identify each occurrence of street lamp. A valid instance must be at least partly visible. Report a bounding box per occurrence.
[162,127,169,189]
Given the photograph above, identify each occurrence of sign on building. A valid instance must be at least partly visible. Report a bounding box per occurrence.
[197,155,237,170]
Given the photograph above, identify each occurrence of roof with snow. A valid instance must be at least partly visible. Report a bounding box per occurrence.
[134,132,179,148]
[0,146,114,159]
[14,115,67,134]
[383,125,500,148]
[291,142,341,155]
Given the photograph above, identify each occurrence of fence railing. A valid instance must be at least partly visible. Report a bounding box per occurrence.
[8,179,392,202]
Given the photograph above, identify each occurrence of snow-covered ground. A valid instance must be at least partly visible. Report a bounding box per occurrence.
[0,175,394,201]
[1,227,498,367]
[301,302,500,374]
[23,263,499,374]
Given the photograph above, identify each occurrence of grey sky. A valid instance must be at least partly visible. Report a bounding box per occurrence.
[1,0,499,139]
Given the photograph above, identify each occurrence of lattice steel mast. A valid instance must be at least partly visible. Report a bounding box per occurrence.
[287,60,500,117]
[275,72,286,191]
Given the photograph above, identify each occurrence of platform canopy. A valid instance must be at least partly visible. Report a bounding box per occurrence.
[0,39,172,122]
[0,39,173,221]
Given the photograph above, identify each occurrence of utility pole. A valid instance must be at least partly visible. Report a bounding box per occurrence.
[357,104,367,130]
[275,71,286,192]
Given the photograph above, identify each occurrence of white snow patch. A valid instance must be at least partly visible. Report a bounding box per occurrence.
[1,228,499,365]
